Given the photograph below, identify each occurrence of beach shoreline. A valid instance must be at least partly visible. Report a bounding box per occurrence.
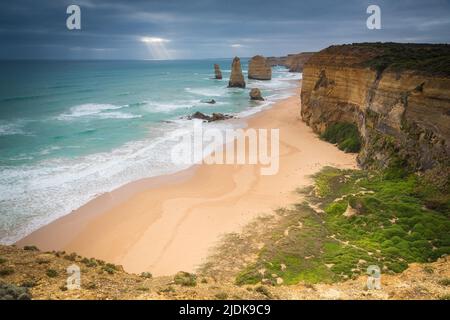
[17,84,357,276]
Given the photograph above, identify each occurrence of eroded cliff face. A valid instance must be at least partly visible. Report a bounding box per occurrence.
[267,52,314,72]
[301,44,450,171]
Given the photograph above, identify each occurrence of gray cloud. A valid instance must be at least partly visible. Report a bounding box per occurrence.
[0,0,449,59]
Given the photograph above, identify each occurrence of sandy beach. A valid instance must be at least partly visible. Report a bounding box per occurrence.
[17,86,357,276]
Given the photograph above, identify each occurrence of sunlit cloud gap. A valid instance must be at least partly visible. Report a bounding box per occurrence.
[140,37,172,60]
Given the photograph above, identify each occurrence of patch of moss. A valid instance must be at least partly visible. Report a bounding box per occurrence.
[320,122,361,153]
[235,166,450,286]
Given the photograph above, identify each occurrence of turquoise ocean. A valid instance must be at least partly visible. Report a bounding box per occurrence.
[0,59,300,244]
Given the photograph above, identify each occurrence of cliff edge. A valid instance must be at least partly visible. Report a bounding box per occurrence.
[301,43,450,173]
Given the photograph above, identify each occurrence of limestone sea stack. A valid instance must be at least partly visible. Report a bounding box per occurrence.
[228,57,246,88]
[249,88,264,101]
[248,55,271,80]
[214,64,222,79]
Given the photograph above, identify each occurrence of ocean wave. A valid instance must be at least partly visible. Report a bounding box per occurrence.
[0,121,29,136]
[56,103,139,120]
[142,100,200,113]
[37,146,62,156]
[185,87,227,97]
[0,121,194,243]
[97,111,142,119]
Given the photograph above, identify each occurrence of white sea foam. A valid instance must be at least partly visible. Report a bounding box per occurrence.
[0,121,195,243]
[142,100,198,113]
[185,87,227,97]
[56,103,138,120]
[0,67,301,244]
[0,121,28,136]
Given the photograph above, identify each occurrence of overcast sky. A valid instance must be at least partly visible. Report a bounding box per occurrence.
[1,0,449,59]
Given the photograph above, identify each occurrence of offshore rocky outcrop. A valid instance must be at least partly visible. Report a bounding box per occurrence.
[267,52,315,72]
[301,43,450,172]
[228,57,246,88]
[214,64,222,79]
[249,88,264,101]
[248,55,271,80]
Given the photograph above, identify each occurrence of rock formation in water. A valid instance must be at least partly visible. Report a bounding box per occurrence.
[301,43,450,172]
[214,64,222,79]
[267,52,315,72]
[228,57,246,88]
[249,88,264,101]
[187,111,233,122]
[248,55,271,80]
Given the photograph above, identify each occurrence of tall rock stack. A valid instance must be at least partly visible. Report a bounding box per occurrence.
[248,55,272,80]
[228,57,246,88]
[214,64,222,79]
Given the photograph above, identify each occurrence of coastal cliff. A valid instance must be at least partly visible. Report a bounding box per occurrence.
[301,43,450,172]
[267,52,315,72]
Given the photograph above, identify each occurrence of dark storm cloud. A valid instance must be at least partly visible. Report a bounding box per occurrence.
[0,0,449,59]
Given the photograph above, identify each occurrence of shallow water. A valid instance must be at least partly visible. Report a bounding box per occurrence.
[0,59,300,244]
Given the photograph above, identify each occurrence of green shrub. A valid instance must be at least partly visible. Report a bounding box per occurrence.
[0,268,14,276]
[102,265,115,274]
[320,123,361,153]
[46,269,58,278]
[438,278,450,286]
[20,280,37,288]
[140,272,152,279]
[81,258,98,268]
[23,245,39,251]
[63,252,77,261]
[174,271,197,286]
[0,283,31,300]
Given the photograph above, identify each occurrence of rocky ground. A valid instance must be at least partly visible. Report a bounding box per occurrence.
[1,242,449,300]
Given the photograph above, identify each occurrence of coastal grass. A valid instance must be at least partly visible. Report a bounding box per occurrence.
[354,43,450,76]
[235,166,450,285]
[320,123,361,153]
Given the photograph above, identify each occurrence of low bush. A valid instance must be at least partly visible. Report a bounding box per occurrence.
[46,269,58,278]
[174,271,197,286]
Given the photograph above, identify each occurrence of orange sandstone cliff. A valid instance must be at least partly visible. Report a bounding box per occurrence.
[301,43,450,172]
